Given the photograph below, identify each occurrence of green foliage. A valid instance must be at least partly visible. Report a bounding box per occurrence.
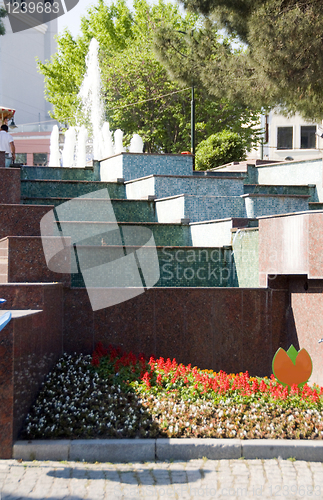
[195,130,246,170]
[0,7,7,36]
[155,0,323,120]
[38,0,261,152]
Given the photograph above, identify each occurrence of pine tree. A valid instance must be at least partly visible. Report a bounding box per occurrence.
[155,0,323,120]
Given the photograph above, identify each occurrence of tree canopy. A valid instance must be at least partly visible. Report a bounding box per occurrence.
[154,0,323,120]
[38,0,261,153]
[0,7,7,35]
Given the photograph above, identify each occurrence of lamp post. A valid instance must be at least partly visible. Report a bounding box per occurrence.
[191,83,195,157]
[177,30,196,168]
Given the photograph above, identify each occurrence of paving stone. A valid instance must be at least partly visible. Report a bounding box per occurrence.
[2,458,323,499]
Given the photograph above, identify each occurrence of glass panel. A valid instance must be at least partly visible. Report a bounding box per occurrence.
[301,126,316,149]
[33,153,48,166]
[277,127,293,150]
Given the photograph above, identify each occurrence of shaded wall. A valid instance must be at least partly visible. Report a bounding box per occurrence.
[0,283,63,458]
[63,287,289,377]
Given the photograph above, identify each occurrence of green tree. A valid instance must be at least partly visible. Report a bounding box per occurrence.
[195,130,246,170]
[38,0,261,152]
[154,0,323,120]
[0,7,7,36]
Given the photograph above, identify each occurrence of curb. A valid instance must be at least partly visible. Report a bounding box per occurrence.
[13,439,323,463]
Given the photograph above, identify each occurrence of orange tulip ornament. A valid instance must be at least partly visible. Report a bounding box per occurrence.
[272,345,312,389]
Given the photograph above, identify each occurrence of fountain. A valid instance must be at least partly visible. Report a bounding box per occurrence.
[75,125,88,168]
[48,125,60,167]
[78,38,104,161]
[61,126,76,169]
[114,129,125,155]
[129,134,144,153]
[48,38,143,168]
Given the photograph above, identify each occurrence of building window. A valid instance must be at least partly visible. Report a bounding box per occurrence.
[33,153,48,166]
[301,126,316,149]
[15,153,27,165]
[277,127,293,149]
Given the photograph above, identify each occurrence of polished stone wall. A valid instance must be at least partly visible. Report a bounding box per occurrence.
[100,153,193,182]
[62,286,288,378]
[0,168,20,204]
[0,283,63,459]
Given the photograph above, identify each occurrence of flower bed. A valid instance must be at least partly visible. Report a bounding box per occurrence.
[21,343,323,440]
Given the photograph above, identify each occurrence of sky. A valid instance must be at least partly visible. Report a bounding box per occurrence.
[58,0,97,37]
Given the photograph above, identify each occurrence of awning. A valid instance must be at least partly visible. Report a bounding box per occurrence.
[0,107,16,122]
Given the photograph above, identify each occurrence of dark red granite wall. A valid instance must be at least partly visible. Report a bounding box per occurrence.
[0,283,63,458]
[63,287,289,377]
[0,204,54,239]
[3,236,70,286]
[2,280,322,458]
[0,168,21,204]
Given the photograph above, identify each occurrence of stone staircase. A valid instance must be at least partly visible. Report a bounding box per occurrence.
[4,155,313,292]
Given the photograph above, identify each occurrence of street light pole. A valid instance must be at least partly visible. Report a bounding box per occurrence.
[191,83,195,156]
[191,83,195,169]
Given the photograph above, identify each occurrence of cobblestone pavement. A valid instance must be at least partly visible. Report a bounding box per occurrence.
[1,458,323,499]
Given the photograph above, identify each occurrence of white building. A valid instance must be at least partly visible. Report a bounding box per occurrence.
[249,111,323,162]
[0,3,57,128]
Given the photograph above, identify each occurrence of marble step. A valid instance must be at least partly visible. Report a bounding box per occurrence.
[71,245,236,288]
[0,236,236,289]
[21,179,126,200]
[45,220,192,247]
[20,163,100,182]
[244,184,316,201]
[309,202,323,210]
[155,194,246,223]
[155,193,309,223]
[22,198,157,223]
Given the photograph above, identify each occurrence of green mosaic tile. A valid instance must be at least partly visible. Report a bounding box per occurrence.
[20,180,126,200]
[70,246,237,288]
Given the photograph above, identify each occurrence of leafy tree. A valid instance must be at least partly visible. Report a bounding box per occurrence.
[195,130,246,170]
[155,0,323,120]
[0,7,7,36]
[38,0,261,152]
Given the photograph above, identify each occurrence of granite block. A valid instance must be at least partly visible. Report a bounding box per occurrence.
[182,289,214,368]
[154,288,187,362]
[3,236,70,286]
[0,167,20,204]
[308,212,323,278]
[0,283,63,458]
[21,179,126,202]
[13,440,70,461]
[0,320,14,458]
[100,153,193,182]
[288,276,323,386]
[0,204,55,239]
[63,288,94,354]
[70,439,155,463]
[241,289,273,376]
[156,438,241,461]
[212,289,244,373]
